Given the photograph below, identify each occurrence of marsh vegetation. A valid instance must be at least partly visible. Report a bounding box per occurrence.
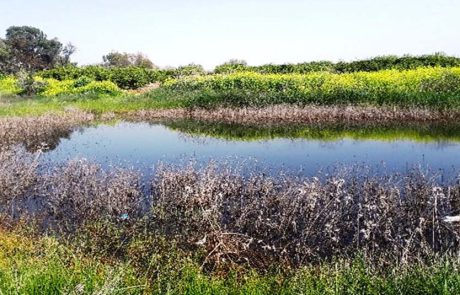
[2,25,460,293]
[2,143,460,293]
[1,111,460,293]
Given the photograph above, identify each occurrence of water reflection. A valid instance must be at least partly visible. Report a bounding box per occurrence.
[36,120,460,177]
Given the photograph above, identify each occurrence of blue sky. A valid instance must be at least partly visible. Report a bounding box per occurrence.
[1,0,459,69]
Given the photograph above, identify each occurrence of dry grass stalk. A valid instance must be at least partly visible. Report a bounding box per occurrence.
[127,105,460,125]
[0,110,93,151]
[3,147,458,270]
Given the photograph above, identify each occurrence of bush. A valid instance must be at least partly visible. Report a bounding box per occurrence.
[17,71,49,96]
[39,66,166,89]
[73,76,94,88]
[110,66,152,89]
[173,64,206,78]
[0,76,21,95]
[74,81,121,96]
[39,78,121,97]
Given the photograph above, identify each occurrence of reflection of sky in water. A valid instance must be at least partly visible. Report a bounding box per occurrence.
[41,122,460,177]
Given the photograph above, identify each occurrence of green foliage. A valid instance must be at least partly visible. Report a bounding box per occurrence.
[1,26,72,74]
[334,53,460,73]
[73,75,94,87]
[214,59,249,74]
[173,63,206,78]
[0,39,9,75]
[110,66,155,89]
[39,78,121,97]
[0,76,21,95]
[164,67,460,108]
[75,81,121,96]
[103,51,156,69]
[214,54,460,75]
[17,71,49,96]
[39,66,168,89]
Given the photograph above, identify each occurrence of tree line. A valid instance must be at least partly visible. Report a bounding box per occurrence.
[1,25,460,79]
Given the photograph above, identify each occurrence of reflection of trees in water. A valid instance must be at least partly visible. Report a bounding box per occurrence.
[159,119,460,144]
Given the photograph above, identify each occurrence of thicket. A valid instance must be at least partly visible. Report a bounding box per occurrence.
[38,65,165,89]
[214,54,460,74]
[0,75,121,97]
[164,67,460,108]
[38,64,207,90]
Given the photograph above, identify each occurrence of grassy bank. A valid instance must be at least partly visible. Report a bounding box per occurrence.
[2,66,460,118]
[0,89,187,117]
[2,229,460,295]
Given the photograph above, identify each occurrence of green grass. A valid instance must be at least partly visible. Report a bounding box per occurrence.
[1,229,460,294]
[0,90,186,117]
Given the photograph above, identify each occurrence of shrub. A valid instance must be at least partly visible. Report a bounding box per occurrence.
[37,78,121,97]
[73,80,121,96]
[73,76,94,87]
[110,66,152,89]
[173,64,206,78]
[39,66,165,89]
[0,76,21,95]
[16,71,48,96]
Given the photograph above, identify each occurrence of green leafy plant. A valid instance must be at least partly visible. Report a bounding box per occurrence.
[16,70,48,96]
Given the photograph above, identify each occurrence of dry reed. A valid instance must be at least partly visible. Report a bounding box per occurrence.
[0,110,93,151]
[2,147,460,271]
[127,105,460,125]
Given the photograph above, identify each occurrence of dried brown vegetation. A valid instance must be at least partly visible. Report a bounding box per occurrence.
[128,105,460,125]
[2,147,460,271]
[0,110,93,151]
[152,164,460,271]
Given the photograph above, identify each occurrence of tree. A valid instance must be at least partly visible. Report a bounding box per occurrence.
[58,42,77,66]
[131,53,155,68]
[0,38,9,74]
[103,52,131,68]
[2,26,71,73]
[214,59,248,74]
[102,51,156,69]
[173,63,206,78]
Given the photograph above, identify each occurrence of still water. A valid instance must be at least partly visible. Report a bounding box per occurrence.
[40,121,460,176]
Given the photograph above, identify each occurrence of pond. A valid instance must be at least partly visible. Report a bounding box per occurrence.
[39,120,460,177]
